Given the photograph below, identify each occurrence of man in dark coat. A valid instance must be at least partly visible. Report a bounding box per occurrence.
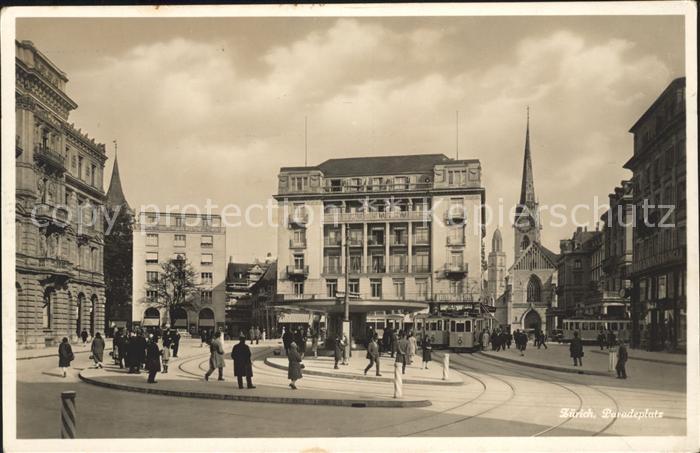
[333,335,343,369]
[382,325,393,355]
[81,329,89,344]
[282,328,294,356]
[163,328,173,348]
[570,331,584,366]
[130,331,147,373]
[172,330,181,357]
[615,340,628,379]
[145,337,161,384]
[58,337,74,378]
[231,335,256,389]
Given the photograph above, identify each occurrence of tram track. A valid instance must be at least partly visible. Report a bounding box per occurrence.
[466,352,620,436]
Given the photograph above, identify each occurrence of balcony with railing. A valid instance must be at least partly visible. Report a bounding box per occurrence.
[36,257,73,278]
[288,211,309,226]
[348,237,364,247]
[289,239,307,249]
[444,207,467,225]
[367,263,386,274]
[446,236,465,246]
[285,265,309,279]
[323,236,342,247]
[34,144,66,172]
[390,235,408,246]
[432,293,478,302]
[413,264,431,273]
[323,182,433,194]
[323,210,430,223]
[389,263,408,273]
[33,203,70,229]
[413,235,430,246]
[633,247,685,273]
[443,262,468,276]
[322,264,342,274]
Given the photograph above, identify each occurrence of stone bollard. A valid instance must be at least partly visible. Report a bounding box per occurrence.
[394,361,403,398]
[60,391,77,439]
[443,353,450,380]
[608,347,617,373]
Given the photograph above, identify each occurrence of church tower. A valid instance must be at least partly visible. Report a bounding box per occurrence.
[487,228,506,305]
[103,143,133,331]
[513,109,541,262]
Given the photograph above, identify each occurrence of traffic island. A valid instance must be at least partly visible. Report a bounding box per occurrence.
[264,355,464,386]
[477,346,610,376]
[78,366,431,408]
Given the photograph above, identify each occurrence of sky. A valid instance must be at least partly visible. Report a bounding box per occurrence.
[16,15,685,265]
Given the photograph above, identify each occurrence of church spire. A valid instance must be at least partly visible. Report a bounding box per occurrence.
[106,140,130,211]
[519,107,536,207]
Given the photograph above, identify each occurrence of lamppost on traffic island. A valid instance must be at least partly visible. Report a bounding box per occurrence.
[343,227,350,342]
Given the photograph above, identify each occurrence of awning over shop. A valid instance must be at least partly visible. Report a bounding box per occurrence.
[173,318,188,327]
[199,319,216,327]
[278,313,312,324]
[142,318,160,327]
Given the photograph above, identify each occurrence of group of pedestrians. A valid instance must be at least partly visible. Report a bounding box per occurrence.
[363,328,431,376]
[484,328,512,351]
[282,327,309,358]
[597,329,618,350]
[204,331,258,389]
[247,326,263,345]
[513,329,528,356]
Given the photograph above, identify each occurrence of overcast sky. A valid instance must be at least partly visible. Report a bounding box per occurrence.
[17,15,684,265]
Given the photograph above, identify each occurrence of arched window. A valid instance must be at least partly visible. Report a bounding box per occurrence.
[521,235,530,251]
[527,275,542,303]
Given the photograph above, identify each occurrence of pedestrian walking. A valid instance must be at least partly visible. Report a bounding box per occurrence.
[254,326,261,345]
[364,334,381,376]
[333,335,343,369]
[200,329,208,348]
[597,330,607,350]
[112,330,121,366]
[421,337,432,370]
[262,329,266,341]
[287,342,303,389]
[282,328,293,356]
[507,331,513,349]
[607,330,616,350]
[342,333,351,365]
[116,330,127,368]
[396,332,410,374]
[481,329,489,351]
[231,334,256,389]
[616,341,628,379]
[570,331,584,366]
[161,343,171,373]
[80,329,89,345]
[90,332,105,368]
[58,337,74,378]
[407,332,417,365]
[537,330,548,349]
[145,336,161,384]
[172,330,181,357]
[391,330,398,359]
[311,330,319,358]
[382,325,393,355]
[249,326,255,344]
[204,331,226,381]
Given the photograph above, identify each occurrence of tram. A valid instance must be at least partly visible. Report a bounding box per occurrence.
[561,319,632,343]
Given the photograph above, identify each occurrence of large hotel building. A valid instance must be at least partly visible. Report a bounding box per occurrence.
[15,41,108,347]
[273,154,485,339]
[132,212,227,333]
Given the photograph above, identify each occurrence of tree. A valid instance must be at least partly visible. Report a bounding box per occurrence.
[146,255,200,326]
[104,205,133,330]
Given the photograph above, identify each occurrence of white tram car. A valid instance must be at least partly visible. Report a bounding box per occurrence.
[561,319,632,343]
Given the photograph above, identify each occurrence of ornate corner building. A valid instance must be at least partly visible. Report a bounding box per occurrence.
[15,41,108,347]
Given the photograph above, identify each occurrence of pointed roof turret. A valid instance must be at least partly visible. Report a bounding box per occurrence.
[519,107,536,207]
[106,142,130,211]
[492,228,503,253]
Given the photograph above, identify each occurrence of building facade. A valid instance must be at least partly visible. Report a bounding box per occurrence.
[503,115,558,334]
[132,212,227,334]
[557,228,603,318]
[225,260,269,337]
[624,77,686,351]
[16,40,107,347]
[273,154,486,341]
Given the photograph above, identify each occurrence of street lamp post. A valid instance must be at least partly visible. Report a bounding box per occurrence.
[343,227,350,338]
